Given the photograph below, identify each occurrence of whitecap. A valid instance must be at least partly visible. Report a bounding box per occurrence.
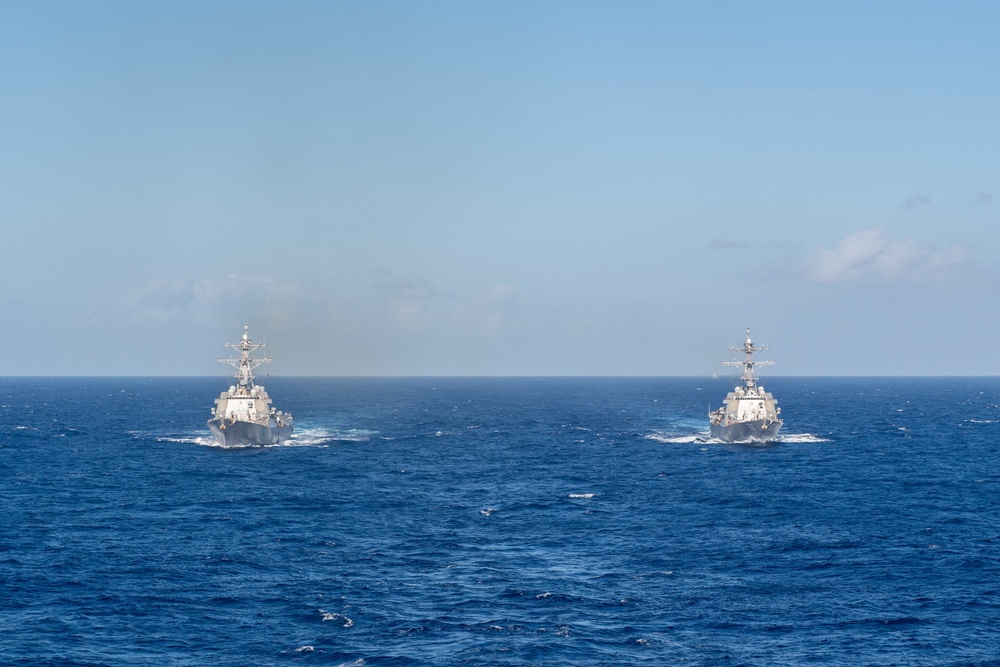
[157,435,216,446]
[777,433,831,443]
[319,610,354,627]
[288,427,377,446]
[152,434,223,447]
[295,645,314,653]
[646,432,710,444]
[648,430,830,445]
[568,493,595,499]
[480,507,498,517]
[157,427,380,448]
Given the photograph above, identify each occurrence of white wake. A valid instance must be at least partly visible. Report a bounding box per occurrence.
[646,431,829,445]
[152,426,379,448]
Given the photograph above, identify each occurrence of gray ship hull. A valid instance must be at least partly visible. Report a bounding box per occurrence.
[710,418,782,443]
[207,418,293,447]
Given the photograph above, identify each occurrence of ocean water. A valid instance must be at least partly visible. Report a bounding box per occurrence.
[1,376,998,666]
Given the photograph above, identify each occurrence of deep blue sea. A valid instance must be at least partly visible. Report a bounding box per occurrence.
[2,376,999,666]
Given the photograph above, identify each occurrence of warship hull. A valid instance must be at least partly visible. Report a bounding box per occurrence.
[710,418,782,443]
[207,418,293,447]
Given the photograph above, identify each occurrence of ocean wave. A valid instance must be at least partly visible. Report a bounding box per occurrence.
[156,435,218,447]
[319,610,354,627]
[6,376,998,665]
[778,433,831,443]
[289,427,376,446]
[646,431,829,444]
[645,432,711,444]
[153,426,378,448]
[154,433,281,448]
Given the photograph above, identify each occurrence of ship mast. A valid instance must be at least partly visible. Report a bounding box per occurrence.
[219,324,271,391]
[722,328,774,390]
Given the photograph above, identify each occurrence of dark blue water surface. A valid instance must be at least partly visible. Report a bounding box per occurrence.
[2,377,999,666]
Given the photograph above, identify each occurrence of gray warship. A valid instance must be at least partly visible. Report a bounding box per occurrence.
[207,324,293,446]
[708,328,783,443]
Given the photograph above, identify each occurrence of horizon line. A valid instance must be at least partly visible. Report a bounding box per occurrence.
[1,374,998,379]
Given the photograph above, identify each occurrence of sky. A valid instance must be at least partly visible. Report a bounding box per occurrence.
[1,1,998,376]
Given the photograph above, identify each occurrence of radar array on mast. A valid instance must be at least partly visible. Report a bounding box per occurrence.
[218,324,272,390]
[722,328,774,390]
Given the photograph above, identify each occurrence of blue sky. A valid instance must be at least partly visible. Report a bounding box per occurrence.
[1,1,997,375]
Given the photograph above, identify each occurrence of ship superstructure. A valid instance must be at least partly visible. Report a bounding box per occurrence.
[708,328,782,443]
[207,324,293,446]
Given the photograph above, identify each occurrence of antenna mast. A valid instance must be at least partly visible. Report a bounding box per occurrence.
[218,324,272,390]
[722,328,774,390]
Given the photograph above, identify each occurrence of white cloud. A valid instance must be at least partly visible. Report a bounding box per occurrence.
[115,274,309,328]
[367,273,518,335]
[371,272,442,332]
[452,283,518,335]
[116,273,519,338]
[114,278,192,326]
[802,228,971,285]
